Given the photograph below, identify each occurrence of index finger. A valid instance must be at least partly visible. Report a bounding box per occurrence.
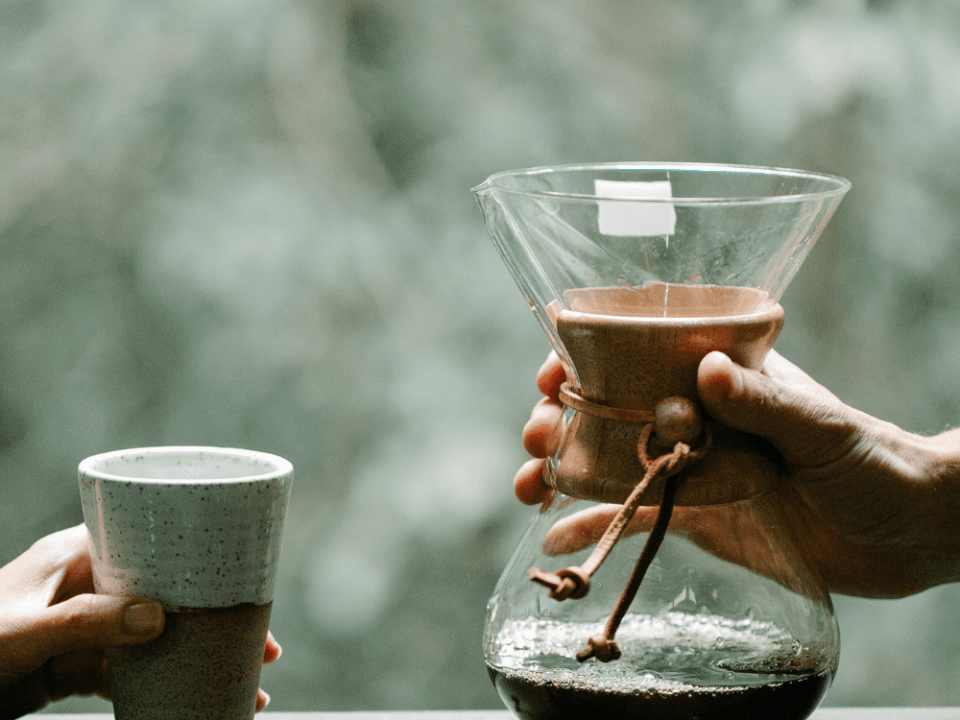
[536,351,566,399]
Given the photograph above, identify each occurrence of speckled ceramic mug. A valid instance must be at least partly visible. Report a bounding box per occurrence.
[78,446,294,720]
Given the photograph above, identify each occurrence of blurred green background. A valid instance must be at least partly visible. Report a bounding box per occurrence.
[3,0,960,712]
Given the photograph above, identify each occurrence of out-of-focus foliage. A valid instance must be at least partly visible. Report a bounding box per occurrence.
[1,0,959,711]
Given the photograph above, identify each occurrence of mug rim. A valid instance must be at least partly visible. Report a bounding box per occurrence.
[78,445,293,484]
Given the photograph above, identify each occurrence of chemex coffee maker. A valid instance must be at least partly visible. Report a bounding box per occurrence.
[473,163,850,720]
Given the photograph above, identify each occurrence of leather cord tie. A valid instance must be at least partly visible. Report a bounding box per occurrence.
[558,382,656,424]
[527,396,711,663]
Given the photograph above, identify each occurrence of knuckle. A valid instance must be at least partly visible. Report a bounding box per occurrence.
[62,594,101,627]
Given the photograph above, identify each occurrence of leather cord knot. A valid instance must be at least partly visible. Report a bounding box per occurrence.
[528,566,591,601]
[577,634,623,663]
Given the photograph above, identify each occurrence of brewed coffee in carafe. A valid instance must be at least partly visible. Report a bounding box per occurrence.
[473,163,850,720]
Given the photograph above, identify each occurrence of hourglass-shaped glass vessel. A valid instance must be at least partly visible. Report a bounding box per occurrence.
[473,163,850,720]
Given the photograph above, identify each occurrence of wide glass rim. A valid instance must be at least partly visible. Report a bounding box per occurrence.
[472,162,851,206]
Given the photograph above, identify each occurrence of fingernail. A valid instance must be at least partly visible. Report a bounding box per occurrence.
[258,690,271,710]
[124,601,164,635]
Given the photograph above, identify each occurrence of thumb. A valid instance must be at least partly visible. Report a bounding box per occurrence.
[25,595,164,664]
[697,351,851,466]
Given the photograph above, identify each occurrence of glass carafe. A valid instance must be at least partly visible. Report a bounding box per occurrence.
[473,163,850,720]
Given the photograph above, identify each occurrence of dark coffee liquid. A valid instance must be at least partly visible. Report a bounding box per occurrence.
[486,614,834,720]
[488,664,831,720]
[110,602,272,720]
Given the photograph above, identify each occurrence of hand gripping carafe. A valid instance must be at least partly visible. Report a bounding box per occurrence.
[473,164,850,720]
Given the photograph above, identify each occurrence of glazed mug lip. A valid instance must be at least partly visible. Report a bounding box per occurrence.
[78,446,293,484]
